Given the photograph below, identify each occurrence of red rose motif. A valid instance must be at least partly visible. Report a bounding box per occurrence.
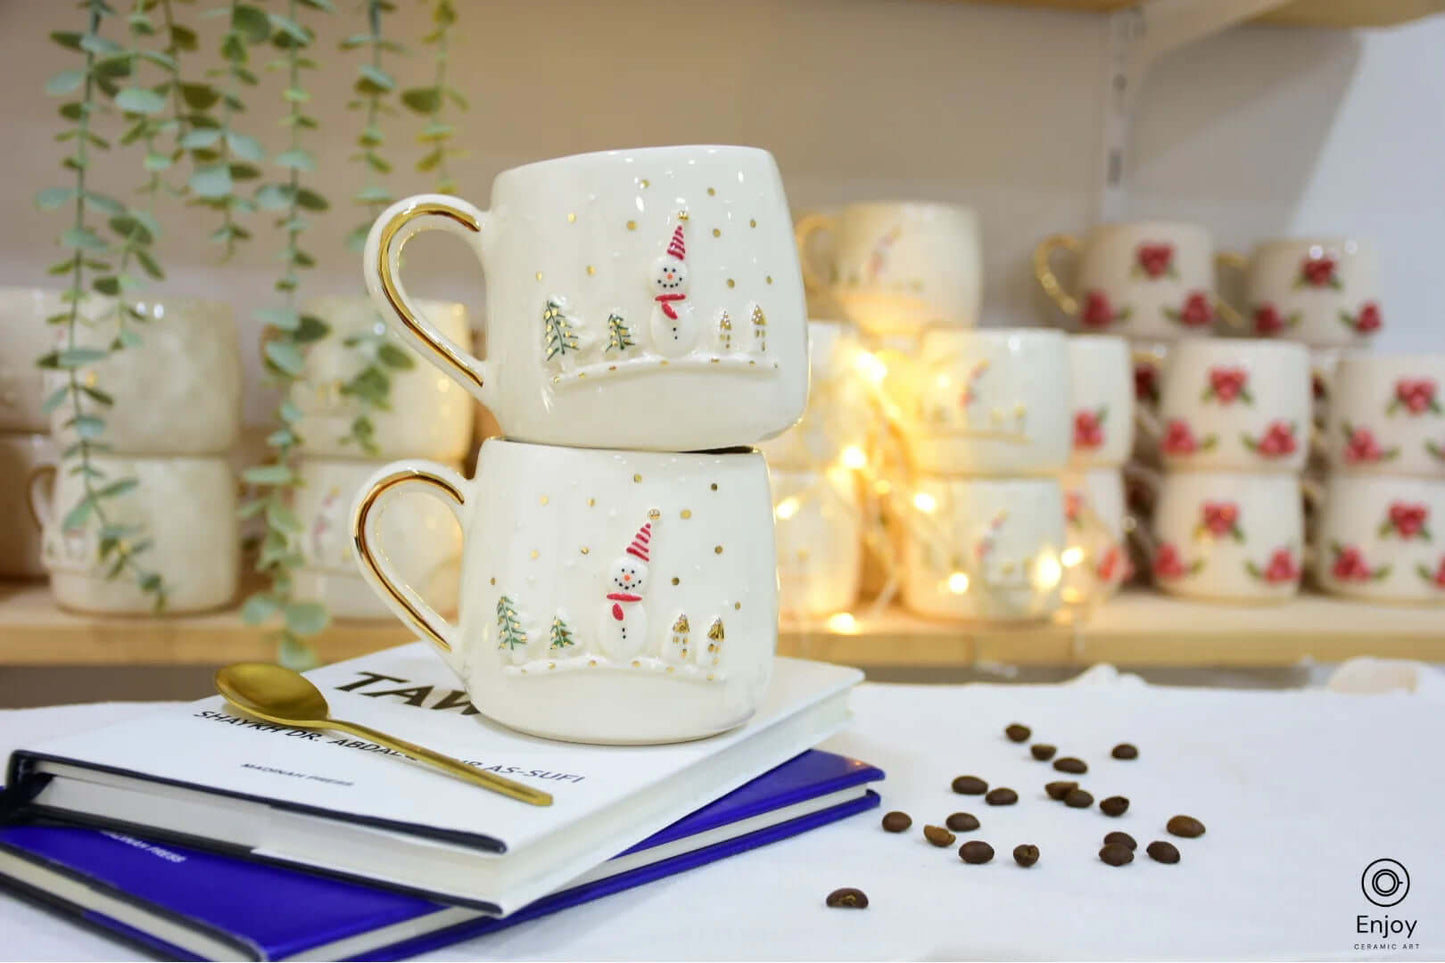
[1344,426,1384,464]
[1162,418,1198,455]
[1134,362,1159,404]
[1254,421,1298,458]
[1355,301,1382,334]
[1178,291,1213,327]
[1096,545,1121,582]
[1136,243,1175,279]
[1153,543,1186,580]
[1082,290,1117,329]
[1301,256,1337,288]
[1074,409,1104,450]
[1201,501,1240,538]
[1433,559,1445,589]
[1064,490,1083,524]
[1262,548,1300,584]
[1387,502,1429,540]
[1394,378,1438,415]
[1207,366,1249,405]
[1331,545,1373,583]
[1254,304,1283,335]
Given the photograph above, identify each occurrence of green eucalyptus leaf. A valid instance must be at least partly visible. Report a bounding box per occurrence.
[265,501,301,532]
[294,314,330,343]
[416,147,442,172]
[296,0,336,10]
[233,4,271,43]
[50,31,84,51]
[294,188,328,211]
[115,87,167,115]
[284,601,330,637]
[242,464,294,486]
[169,24,198,52]
[58,102,86,121]
[445,87,469,110]
[189,163,233,198]
[279,400,304,424]
[179,128,222,149]
[254,183,292,210]
[46,70,85,96]
[81,384,115,406]
[79,33,123,56]
[84,191,125,215]
[263,339,305,375]
[340,33,373,49]
[228,161,262,181]
[353,184,391,204]
[400,87,439,114]
[92,276,121,296]
[54,347,109,369]
[61,495,98,532]
[254,306,300,330]
[225,131,265,162]
[268,14,311,43]
[68,414,107,439]
[96,477,139,498]
[273,148,315,171]
[143,151,172,172]
[418,121,453,142]
[61,227,107,251]
[376,343,415,370]
[41,385,70,413]
[138,49,176,70]
[35,187,77,210]
[179,82,218,110]
[240,592,279,625]
[135,248,164,280]
[358,64,394,91]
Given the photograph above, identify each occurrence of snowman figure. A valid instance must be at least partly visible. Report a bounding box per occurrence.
[648,224,697,358]
[599,520,652,661]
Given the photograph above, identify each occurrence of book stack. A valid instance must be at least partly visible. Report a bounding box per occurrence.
[0,644,880,961]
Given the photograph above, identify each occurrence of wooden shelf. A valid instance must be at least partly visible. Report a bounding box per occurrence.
[961,0,1445,29]
[2,581,1441,670]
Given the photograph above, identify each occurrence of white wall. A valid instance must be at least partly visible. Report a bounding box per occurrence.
[0,0,1439,426]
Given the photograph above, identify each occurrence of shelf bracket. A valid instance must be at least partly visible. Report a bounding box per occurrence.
[1095,0,1296,223]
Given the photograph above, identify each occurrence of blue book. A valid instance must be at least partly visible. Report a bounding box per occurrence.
[0,750,881,962]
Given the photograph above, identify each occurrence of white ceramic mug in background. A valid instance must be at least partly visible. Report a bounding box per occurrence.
[0,288,78,433]
[30,454,238,613]
[1067,334,1135,468]
[1035,222,1220,339]
[1218,238,1382,346]
[0,433,55,578]
[293,456,463,619]
[794,202,982,336]
[1324,353,1445,477]
[758,320,874,471]
[1148,470,1303,602]
[43,296,241,455]
[1138,338,1312,473]
[1312,474,1445,603]
[772,465,862,618]
[1060,467,1129,603]
[351,438,778,744]
[900,475,1065,622]
[291,296,474,461]
[364,146,808,452]
[889,328,1071,477]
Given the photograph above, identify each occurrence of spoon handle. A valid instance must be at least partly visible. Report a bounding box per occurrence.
[328,718,553,806]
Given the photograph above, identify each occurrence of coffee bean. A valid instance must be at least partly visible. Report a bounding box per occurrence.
[1112,743,1138,760]
[1147,840,1181,864]
[1099,843,1134,866]
[826,887,869,908]
[951,775,988,795]
[1030,744,1057,761]
[1104,831,1137,850]
[985,787,1018,806]
[959,840,994,864]
[946,812,980,832]
[1064,788,1094,808]
[1167,815,1205,838]
[1053,757,1087,774]
[1005,724,1031,743]
[1045,780,1077,801]
[1012,844,1040,868]
[923,825,956,847]
[881,811,912,833]
[1100,795,1130,817]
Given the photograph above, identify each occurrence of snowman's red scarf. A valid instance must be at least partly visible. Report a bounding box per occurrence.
[654,293,686,320]
[607,592,643,621]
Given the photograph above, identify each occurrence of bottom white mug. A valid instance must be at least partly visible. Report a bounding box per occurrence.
[0,433,54,579]
[1312,474,1445,604]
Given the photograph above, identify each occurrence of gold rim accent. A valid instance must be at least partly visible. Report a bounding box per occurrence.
[353,467,465,652]
[376,200,484,392]
[1033,233,1081,317]
[1213,250,1249,330]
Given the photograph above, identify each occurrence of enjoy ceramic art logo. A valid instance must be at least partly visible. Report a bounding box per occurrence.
[1355,858,1420,954]
[1362,858,1410,907]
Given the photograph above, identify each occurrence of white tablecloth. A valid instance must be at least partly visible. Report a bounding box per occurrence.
[2,673,1441,961]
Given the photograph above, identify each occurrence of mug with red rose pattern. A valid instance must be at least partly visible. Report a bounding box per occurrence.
[1035,222,1221,340]
[1138,338,1312,474]
[1147,470,1303,602]
[1067,334,1135,469]
[1217,238,1382,347]
[1312,474,1445,604]
[1324,353,1445,478]
[1060,467,1130,604]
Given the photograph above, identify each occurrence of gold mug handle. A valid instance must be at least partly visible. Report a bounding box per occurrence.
[26,463,58,532]
[1033,234,1082,318]
[1213,251,1249,332]
[364,194,492,404]
[793,212,839,298]
[351,460,469,673]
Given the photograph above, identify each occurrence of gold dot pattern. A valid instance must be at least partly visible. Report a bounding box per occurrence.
[640,179,650,188]
[490,577,496,585]
[633,473,642,482]
[671,577,680,585]
[627,220,637,231]
[531,550,539,559]
[707,187,716,195]
[586,265,597,276]
[750,219,757,228]
[714,545,724,554]
[726,278,735,288]
[539,495,549,505]
[710,483,718,491]
[766,275,773,284]
[535,271,543,281]
[587,497,596,507]
[567,212,576,223]
[580,546,590,555]
[681,509,692,519]
[712,228,721,237]
[734,602,741,610]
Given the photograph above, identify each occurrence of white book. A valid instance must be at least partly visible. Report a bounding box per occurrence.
[3,643,860,916]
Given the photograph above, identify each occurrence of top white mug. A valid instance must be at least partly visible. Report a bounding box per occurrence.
[363,146,809,452]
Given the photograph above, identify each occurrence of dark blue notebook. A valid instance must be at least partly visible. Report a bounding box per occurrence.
[0,749,881,961]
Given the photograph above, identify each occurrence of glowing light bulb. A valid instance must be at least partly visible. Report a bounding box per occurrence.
[774,497,800,521]
[946,571,970,594]
[913,492,938,514]
[1061,546,1085,568]
[826,612,858,634]
[853,350,887,384]
[840,445,868,470]
[1032,552,1063,590]
[874,479,892,495]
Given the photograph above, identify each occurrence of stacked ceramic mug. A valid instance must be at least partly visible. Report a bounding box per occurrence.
[287,295,474,620]
[24,293,243,613]
[1134,338,1313,603]
[0,290,60,583]
[1312,353,1445,604]
[759,320,871,618]
[345,146,809,745]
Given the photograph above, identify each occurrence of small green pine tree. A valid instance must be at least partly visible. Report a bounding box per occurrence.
[542,298,580,362]
[496,595,527,650]
[548,615,576,651]
[604,312,635,354]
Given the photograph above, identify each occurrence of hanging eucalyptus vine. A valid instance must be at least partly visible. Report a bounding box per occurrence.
[404,0,464,191]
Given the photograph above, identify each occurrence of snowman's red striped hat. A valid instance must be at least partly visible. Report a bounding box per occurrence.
[666,225,686,261]
[626,522,652,562]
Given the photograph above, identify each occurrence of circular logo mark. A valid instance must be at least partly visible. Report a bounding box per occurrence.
[1362,859,1410,907]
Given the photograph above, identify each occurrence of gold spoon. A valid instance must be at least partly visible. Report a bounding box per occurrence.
[215,662,552,807]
